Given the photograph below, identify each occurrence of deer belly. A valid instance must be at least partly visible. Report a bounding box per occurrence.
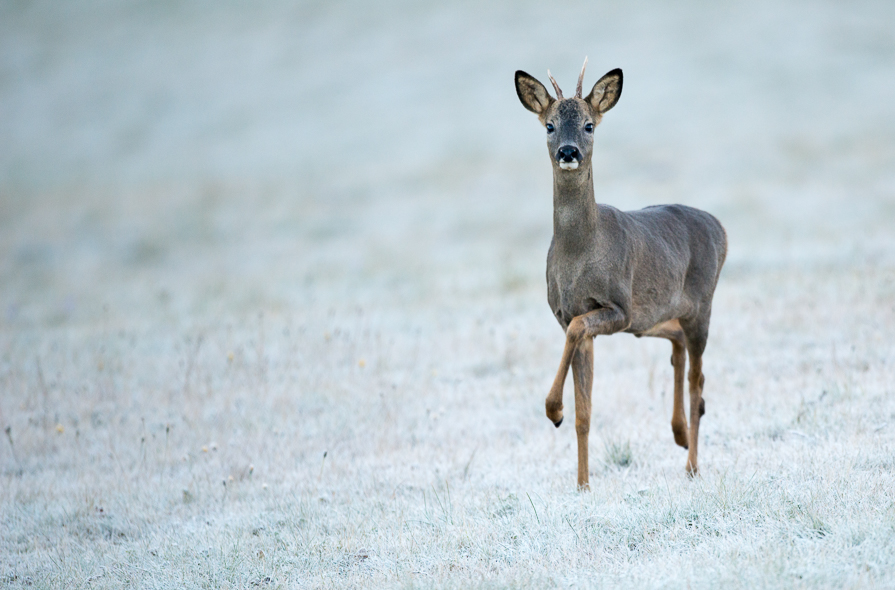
[628,289,685,334]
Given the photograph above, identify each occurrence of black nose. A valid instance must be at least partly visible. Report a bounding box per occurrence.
[557,146,580,162]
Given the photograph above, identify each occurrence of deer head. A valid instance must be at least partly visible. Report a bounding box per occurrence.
[515,59,623,171]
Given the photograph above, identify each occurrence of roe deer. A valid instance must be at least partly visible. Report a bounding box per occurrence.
[515,59,727,488]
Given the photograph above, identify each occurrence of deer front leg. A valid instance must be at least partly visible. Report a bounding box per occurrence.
[545,305,628,428]
[544,335,575,427]
[571,338,594,490]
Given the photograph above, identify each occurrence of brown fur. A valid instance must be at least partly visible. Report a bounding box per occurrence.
[515,66,727,488]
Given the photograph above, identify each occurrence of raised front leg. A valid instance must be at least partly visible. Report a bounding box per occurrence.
[545,305,628,428]
[571,338,594,490]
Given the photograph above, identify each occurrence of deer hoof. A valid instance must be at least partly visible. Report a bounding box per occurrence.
[546,401,563,426]
[671,420,688,448]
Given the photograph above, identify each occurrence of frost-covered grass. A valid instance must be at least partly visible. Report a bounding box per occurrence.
[3,1,895,588]
[3,259,895,588]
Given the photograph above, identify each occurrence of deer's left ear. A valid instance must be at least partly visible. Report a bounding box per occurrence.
[515,71,554,116]
[586,69,623,115]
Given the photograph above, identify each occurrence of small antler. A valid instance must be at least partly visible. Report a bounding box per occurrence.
[547,69,564,100]
[575,56,588,98]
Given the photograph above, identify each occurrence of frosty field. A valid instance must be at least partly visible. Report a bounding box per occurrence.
[2,1,895,588]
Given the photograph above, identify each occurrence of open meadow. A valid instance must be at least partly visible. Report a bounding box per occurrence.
[2,1,895,588]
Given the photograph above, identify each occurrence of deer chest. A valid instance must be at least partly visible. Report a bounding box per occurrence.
[546,255,618,328]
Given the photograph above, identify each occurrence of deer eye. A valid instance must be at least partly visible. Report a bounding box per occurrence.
[546,123,555,133]
[584,123,594,133]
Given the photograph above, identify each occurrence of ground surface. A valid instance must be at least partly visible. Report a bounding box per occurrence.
[2,1,895,588]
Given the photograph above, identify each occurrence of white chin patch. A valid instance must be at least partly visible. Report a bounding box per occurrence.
[558,161,579,170]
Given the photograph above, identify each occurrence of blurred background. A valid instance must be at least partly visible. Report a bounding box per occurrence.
[2,0,894,332]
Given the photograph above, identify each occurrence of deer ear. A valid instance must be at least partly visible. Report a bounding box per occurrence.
[586,68,623,115]
[515,71,553,116]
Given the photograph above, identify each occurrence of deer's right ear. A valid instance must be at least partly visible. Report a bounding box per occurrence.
[585,69,623,115]
[515,71,553,117]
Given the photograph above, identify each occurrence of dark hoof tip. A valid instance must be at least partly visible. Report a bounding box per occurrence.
[553,417,563,428]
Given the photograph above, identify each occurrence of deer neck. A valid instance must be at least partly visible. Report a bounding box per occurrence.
[552,165,600,253]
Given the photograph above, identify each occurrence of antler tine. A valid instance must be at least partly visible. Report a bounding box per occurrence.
[575,56,588,98]
[547,69,564,100]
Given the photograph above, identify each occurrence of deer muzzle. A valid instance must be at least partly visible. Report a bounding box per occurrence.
[556,145,581,170]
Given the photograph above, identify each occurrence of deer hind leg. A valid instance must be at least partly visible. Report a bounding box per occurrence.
[571,338,594,490]
[670,340,689,449]
[681,318,709,476]
[642,320,688,449]
[685,354,705,475]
